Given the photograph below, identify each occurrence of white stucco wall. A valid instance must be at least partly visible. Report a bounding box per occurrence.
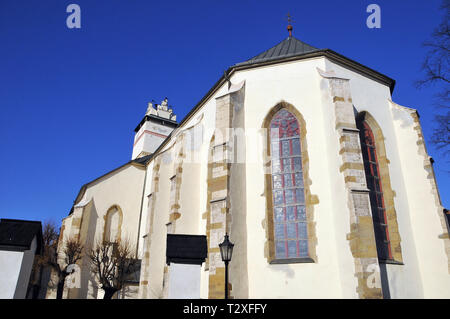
[390,102,450,298]
[0,250,24,298]
[323,60,427,298]
[59,49,449,299]
[79,164,146,247]
[132,120,175,159]
[0,237,37,299]
[211,55,447,298]
[230,57,345,298]
[138,84,225,299]
[167,263,201,299]
[59,163,146,299]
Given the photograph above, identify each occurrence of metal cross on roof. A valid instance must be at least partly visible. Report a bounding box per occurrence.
[286,13,294,37]
[286,12,294,24]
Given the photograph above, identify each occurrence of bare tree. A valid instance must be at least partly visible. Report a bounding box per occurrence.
[38,222,83,299]
[417,0,450,155]
[26,221,58,298]
[88,239,138,299]
[431,112,450,154]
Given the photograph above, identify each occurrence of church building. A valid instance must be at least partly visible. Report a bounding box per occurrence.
[50,27,450,299]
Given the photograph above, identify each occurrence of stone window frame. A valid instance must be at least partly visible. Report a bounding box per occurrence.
[262,101,318,265]
[356,111,403,265]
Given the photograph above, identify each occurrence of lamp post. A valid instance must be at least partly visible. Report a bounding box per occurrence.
[219,233,234,299]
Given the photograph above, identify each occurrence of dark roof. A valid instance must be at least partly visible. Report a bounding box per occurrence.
[166,234,207,265]
[134,114,178,133]
[0,219,43,254]
[237,36,319,66]
[132,154,153,165]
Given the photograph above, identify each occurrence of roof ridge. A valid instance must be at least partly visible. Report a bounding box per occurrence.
[245,37,288,61]
[238,36,319,66]
[0,218,42,224]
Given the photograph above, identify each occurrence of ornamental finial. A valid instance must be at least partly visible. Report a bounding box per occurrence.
[286,13,294,38]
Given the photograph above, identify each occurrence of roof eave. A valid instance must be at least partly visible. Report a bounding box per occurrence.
[67,47,396,217]
[322,49,396,94]
[141,49,396,172]
[233,49,395,94]
[68,158,149,215]
[134,115,178,133]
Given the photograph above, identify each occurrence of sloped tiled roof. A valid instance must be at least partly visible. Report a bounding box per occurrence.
[236,36,319,66]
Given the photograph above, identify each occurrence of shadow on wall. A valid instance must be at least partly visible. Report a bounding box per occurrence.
[379,263,391,299]
[73,200,98,299]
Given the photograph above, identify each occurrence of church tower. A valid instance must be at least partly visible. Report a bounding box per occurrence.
[132,98,177,159]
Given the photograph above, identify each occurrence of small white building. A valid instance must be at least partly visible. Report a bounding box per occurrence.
[0,219,43,299]
[53,29,450,299]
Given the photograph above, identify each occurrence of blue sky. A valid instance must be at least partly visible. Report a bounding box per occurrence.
[0,0,448,225]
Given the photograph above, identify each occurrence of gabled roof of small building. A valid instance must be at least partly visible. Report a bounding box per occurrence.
[0,219,43,253]
[236,36,319,66]
[166,234,208,265]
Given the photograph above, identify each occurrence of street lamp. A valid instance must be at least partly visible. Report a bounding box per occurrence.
[219,233,234,299]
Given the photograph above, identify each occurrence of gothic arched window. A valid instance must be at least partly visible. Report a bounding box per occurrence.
[270,109,308,259]
[358,121,392,261]
[104,205,122,243]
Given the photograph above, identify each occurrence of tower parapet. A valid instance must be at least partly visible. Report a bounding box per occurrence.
[132,98,178,159]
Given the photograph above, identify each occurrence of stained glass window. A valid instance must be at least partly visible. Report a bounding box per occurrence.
[359,121,392,261]
[270,109,308,259]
